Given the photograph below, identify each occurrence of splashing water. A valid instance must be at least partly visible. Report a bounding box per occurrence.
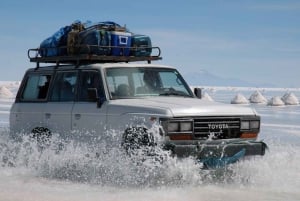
[0,128,206,187]
[1,127,300,191]
[1,92,300,200]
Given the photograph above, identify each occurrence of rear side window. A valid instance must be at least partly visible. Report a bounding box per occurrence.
[21,74,52,101]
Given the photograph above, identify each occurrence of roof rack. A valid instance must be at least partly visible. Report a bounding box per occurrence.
[28,46,162,68]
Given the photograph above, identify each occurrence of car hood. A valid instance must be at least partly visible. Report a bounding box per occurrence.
[108,97,257,117]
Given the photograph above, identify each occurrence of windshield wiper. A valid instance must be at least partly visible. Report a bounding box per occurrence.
[159,91,190,97]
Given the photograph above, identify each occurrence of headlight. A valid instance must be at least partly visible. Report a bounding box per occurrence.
[164,119,193,133]
[168,122,179,132]
[241,120,260,130]
[180,122,192,131]
[241,121,250,130]
[250,120,260,129]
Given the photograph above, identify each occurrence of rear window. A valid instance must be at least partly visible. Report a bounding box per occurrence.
[21,74,52,101]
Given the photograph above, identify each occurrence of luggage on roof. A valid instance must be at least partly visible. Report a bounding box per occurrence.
[130,34,152,57]
[67,22,85,55]
[110,31,132,56]
[78,28,111,56]
[39,25,72,57]
[86,21,128,32]
[30,20,161,65]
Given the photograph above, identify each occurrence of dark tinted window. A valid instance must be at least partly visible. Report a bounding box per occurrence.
[78,71,105,101]
[50,71,77,102]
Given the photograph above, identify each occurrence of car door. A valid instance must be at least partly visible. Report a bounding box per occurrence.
[71,70,107,141]
[44,70,77,139]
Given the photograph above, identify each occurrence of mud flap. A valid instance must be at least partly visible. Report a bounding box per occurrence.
[199,148,246,168]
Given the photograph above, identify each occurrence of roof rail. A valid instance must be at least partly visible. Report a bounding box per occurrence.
[28,45,162,68]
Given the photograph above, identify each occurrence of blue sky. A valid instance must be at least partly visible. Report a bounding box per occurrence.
[1,0,300,87]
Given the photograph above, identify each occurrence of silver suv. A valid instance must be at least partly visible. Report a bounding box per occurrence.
[10,56,266,166]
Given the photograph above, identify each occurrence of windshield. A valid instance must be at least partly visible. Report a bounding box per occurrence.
[105,67,194,99]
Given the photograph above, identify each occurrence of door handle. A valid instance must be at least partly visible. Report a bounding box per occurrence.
[74,114,81,120]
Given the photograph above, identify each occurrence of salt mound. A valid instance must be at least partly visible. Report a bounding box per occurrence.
[0,86,14,98]
[282,92,299,105]
[268,96,285,106]
[249,90,267,104]
[202,92,214,101]
[231,93,249,104]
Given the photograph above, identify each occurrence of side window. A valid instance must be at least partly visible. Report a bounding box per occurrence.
[50,71,77,102]
[78,71,105,102]
[21,74,52,101]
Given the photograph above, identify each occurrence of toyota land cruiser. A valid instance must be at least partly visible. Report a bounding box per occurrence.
[9,53,266,166]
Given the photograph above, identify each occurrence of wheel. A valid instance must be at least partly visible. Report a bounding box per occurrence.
[122,127,168,165]
[30,127,51,148]
[122,127,155,152]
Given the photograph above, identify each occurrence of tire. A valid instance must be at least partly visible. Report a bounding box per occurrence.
[122,127,155,152]
[30,127,51,148]
[122,127,168,165]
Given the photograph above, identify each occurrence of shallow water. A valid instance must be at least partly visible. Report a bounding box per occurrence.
[0,87,300,201]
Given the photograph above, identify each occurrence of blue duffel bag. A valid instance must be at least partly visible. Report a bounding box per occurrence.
[39,25,72,57]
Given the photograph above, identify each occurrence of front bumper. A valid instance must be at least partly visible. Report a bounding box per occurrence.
[164,140,267,159]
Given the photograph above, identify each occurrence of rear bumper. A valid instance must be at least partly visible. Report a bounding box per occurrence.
[165,140,267,159]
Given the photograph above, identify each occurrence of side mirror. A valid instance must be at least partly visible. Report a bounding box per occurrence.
[194,87,202,99]
[87,88,103,108]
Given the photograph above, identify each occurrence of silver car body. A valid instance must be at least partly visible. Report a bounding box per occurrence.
[10,63,265,159]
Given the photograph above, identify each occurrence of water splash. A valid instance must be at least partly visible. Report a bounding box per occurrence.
[1,129,300,191]
[0,129,203,187]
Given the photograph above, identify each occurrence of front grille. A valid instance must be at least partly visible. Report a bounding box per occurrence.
[193,117,241,139]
